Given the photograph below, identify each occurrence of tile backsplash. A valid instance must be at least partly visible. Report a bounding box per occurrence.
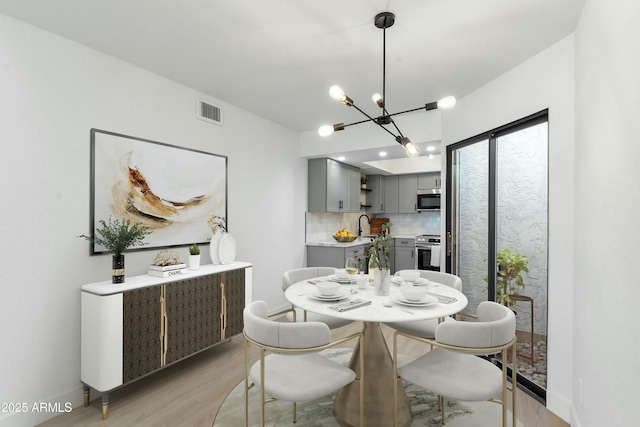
[305,211,441,242]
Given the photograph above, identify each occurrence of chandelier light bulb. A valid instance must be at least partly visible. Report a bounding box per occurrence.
[405,142,420,158]
[372,93,384,107]
[329,85,346,101]
[437,96,457,109]
[318,125,334,137]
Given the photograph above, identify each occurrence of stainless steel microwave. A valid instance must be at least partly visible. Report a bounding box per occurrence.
[416,193,441,211]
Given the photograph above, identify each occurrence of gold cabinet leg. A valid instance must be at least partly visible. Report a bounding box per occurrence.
[101,392,109,420]
[83,385,90,407]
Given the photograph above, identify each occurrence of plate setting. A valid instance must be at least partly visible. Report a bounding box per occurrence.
[328,275,355,284]
[391,277,431,286]
[309,289,350,301]
[391,294,438,307]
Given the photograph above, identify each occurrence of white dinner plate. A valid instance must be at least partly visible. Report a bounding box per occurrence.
[329,275,355,284]
[391,294,438,307]
[309,289,349,301]
[391,277,431,286]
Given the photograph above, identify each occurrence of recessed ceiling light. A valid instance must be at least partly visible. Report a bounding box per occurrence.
[426,146,435,152]
[338,156,346,161]
[379,151,387,157]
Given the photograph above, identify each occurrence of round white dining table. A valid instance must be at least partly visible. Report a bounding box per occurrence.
[284,274,468,427]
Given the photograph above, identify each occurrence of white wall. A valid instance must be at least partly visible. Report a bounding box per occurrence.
[441,36,576,421]
[0,15,304,426]
[573,1,640,426]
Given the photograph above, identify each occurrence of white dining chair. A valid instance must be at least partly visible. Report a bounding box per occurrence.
[385,270,462,338]
[281,267,354,329]
[243,300,363,427]
[392,301,517,426]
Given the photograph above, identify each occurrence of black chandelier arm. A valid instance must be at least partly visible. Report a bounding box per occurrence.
[386,115,405,138]
[341,113,399,140]
[349,103,400,139]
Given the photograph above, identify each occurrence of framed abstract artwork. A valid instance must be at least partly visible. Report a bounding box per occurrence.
[89,129,227,254]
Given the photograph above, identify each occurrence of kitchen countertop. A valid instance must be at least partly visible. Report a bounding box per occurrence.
[306,235,415,247]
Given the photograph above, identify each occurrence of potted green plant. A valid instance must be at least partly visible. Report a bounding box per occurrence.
[484,248,529,306]
[366,221,392,295]
[78,216,151,283]
[188,243,201,270]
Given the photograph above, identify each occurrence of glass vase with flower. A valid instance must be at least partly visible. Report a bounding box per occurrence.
[366,221,392,295]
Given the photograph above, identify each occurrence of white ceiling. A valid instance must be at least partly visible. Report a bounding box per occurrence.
[0,0,584,167]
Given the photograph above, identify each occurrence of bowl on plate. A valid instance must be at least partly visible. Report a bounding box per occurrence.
[334,268,350,280]
[399,271,421,282]
[317,281,341,296]
[400,284,427,301]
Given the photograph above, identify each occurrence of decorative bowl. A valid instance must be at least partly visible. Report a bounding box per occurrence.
[399,270,421,282]
[334,268,350,280]
[400,285,427,301]
[317,281,341,296]
[333,235,357,242]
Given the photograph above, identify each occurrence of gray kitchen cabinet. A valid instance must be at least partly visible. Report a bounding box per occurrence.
[366,175,386,213]
[349,168,362,211]
[398,174,418,213]
[371,174,417,213]
[395,238,416,272]
[308,158,361,212]
[418,172,441,190]
[307,244,368,269]
[385,176,399,213]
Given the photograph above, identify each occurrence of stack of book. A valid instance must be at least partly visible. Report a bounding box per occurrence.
[148,263,187,278]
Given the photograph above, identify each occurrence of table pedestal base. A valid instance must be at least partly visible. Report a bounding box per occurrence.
[333,322,412,427]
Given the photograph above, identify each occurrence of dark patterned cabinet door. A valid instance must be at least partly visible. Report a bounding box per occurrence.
[223,268,246,339]
[164,274,222,364]
[122,286,162,383]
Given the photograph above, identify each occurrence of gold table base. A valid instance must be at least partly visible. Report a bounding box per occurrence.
[333,322,412,427]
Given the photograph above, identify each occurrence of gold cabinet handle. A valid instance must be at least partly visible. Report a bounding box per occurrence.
[220,282,227,340]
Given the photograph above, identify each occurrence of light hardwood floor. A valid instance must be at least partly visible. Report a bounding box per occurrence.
[39,322,568,427]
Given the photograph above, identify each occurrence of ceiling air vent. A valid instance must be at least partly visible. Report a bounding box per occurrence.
[197,100,222,126]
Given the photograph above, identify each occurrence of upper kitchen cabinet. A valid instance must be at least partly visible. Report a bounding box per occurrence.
[368,174,418,213]
[385,176,399,214]
[366,174,386,214]
[398,174,418,213]
[308,158,362,213]
[418,172,442,191]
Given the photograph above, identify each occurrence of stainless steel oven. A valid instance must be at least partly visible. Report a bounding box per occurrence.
[415,235,441,271]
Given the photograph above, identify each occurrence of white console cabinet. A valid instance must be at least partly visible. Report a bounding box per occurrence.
[81,262,252,419]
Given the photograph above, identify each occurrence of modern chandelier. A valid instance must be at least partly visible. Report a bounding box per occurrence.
[318,12,456,158]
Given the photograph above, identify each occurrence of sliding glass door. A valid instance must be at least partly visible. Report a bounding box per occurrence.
[446,111,548,400]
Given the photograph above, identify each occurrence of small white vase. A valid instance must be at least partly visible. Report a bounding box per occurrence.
[188,254,201,270]
[218,233,236,264]
[209,233,223,264]
[373,269,391,296]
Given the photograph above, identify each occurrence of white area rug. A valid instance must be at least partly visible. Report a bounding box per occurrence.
[214,348,523,426]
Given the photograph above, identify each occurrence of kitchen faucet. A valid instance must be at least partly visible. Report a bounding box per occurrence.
[357,214,371,236]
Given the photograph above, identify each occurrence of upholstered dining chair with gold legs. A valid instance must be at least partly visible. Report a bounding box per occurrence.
[392,301,517,427]
[282,267,354,328]
[243,300,364,427]
[385,270,463,339]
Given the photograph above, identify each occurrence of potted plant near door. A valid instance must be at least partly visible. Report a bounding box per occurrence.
[484,248,529,307]
[78,216,151,283]
[367,221,393,295]
[188,243,201,270]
